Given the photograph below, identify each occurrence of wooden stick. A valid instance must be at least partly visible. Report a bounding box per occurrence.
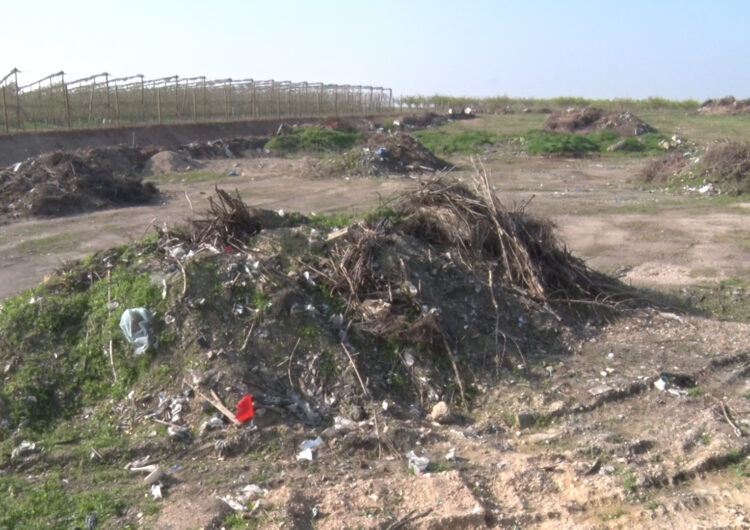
[209,389,241,425]
[185,381,241,425]
[341,342,370,398]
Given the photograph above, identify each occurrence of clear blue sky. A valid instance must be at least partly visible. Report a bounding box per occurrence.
[3,0,749,100]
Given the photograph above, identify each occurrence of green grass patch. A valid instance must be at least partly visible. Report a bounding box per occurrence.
[522,130,669,156]
[0,470,137,529]
[412,130,503,154]
[524,131,600,155]
[309,212,356,230]
[0,246,167,431]
[264,127,360,153]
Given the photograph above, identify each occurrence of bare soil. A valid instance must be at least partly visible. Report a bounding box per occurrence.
[2,121,750,529]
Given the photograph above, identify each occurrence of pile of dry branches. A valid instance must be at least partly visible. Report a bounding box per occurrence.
[396,163,625,306]
[189,188,271,249]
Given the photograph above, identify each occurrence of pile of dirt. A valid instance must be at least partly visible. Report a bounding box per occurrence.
[176,136,270,159]
[0,146,157,220]
[698,96,750,116]
[641,141,750,195]
[545,107,654,137]
[142,150,203,176]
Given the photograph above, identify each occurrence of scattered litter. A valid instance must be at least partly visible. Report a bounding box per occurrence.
[299,436,324,451]
[406,450,430,474]
[445,447,456,461]
[297,448,314,461]
[150,484,162,499]
[236,395,255,423]
[144,466,165,485]
[237,484,268,504]
[119,308,155,355]
[654,378,667,391]
[11,441,39,460]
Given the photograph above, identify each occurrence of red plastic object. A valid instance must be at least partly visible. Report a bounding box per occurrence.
[236,395,255,423]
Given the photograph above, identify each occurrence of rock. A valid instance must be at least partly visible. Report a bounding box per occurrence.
[548,400,567,415]
[428,401,452,424]
[516,411,538,429]
[349,404,364,421]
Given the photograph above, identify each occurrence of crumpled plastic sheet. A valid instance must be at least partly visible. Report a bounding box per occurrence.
[119,307,155,355]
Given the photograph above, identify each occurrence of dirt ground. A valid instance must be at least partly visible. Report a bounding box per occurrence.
[2,122,750,529]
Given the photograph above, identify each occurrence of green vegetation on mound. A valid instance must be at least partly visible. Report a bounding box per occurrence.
[413,130,503,154]
[264,127,361,153]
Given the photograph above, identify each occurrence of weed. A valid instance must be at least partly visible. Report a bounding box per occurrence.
[687,387,701,398]
[310,212,355,230]
[621,468,638,492]
[645,501,660,510]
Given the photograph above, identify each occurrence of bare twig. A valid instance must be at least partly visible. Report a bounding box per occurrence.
[240,322,255,351]
[287,337,301,389]
[440,331,466,408]
[385,509,433,530]
[106,268,118,383]
[341,342,370,398]
[171,257,187,297]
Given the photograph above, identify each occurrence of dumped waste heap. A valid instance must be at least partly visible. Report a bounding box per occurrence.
[0,146,157,220]
[0,173,637,527]
[545,107,654,137]
[642,141,750,195]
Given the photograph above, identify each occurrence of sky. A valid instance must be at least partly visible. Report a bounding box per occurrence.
[3,0,749,101]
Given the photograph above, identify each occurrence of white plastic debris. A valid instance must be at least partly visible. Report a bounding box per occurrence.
[299,436,324,451]
[219,495,246,512]
[654,378,667,391]
[445,447,456,461]
[150,483,162,499]
[237,484,268,504]
[406,450,430,474]
[119,308,155,355]
[297,448,314,461]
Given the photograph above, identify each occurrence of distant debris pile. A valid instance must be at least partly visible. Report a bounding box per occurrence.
[698,96,750,116]
[0,146,157,220]
[545,107,654,137]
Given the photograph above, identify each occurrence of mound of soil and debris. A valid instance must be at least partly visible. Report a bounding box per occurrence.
[365,131,452,175]
[0,146,158,220]
[176,136,270,160]
[642,141,750,195]
[304,131,452,178]
[142,150,204,176]
[545,107,654,137]
[698,96,750,116]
